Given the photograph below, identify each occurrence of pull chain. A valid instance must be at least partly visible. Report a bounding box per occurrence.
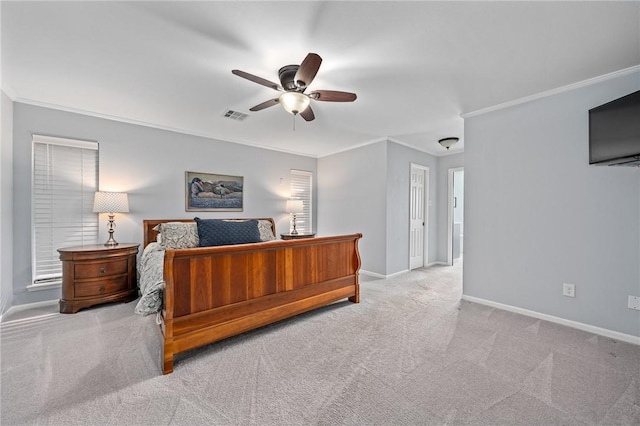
[292,113,296,131]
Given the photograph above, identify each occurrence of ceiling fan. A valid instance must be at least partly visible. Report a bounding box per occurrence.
[232,53,357,122]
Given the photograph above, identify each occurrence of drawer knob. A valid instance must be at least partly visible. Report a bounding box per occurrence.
[99,285,106,293]
[99,268,106,275]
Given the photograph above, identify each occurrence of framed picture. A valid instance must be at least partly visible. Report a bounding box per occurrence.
[185,171,244,212]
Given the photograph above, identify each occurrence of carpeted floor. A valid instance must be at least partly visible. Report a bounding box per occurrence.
[1,262,639,425]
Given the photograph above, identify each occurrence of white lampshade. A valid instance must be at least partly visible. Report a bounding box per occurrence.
[279,92,310,115]
[93,191,129,213]
[286,199,304,214]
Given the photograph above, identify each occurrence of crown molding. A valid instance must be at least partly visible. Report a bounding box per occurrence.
[462,65,640,119]
[387,137,464,157]
[318,136,466,159]
[317,137,388,158]
[1,85,18,101]
[10,97,320,158]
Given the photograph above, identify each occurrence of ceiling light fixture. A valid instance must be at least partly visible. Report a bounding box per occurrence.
[279,92,310,115]
[438,137,459,150]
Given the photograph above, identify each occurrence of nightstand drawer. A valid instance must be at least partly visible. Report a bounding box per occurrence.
[74,259,128,279]
[74,275,129,298]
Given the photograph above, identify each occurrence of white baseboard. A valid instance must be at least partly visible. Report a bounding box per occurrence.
[0,299,58,324]
[426,261,450,267]
[360,269,409,279]
[362,265,453,279]
[462,295,640,346]
[360,270,385,279]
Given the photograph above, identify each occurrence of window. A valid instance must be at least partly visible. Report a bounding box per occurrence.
[289,169,312,234]
[31,135,99,289]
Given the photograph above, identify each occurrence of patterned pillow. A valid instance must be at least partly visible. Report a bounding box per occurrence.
[257,220,276,241]
[153,222,199,249]
[195,217,261,247]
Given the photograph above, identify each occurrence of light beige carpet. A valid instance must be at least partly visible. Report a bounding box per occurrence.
[1,262,639,425]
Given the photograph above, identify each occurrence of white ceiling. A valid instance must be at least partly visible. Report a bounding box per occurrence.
[2,1,639,158]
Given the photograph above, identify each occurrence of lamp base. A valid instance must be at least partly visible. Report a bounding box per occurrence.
[104,214,119,247]
[104,232,119,247]
[291,214,299,234]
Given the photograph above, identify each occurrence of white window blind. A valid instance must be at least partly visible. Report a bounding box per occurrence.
[32,135,99,286]
[289,169,312,234]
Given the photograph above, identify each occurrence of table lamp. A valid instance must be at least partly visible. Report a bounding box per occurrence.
[285,199,304,235]
[93,191,129,246]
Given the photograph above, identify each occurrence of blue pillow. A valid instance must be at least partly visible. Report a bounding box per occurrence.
[194,218,261,247]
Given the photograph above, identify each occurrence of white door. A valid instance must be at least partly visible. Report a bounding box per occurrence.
[410,164,428,270]
[447,167,464,265]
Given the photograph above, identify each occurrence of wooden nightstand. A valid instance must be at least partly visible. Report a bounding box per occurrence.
[280,233,316,240]
[58,243,139,314]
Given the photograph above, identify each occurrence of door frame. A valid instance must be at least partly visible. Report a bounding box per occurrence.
[447,167,464,266]
[409,163,429,269]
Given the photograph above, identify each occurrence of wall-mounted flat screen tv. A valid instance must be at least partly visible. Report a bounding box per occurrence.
[589,90,640,166]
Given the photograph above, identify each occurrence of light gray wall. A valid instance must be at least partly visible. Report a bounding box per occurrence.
[464,71,640,337]
[12,103,317,307]
[1,91,14,316]
[435,153,464,262]
[317,141,387,275]
[386,141,438,272]
[318,140,443,276]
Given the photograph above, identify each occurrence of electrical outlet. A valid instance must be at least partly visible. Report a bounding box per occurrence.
[628,296,640,311]
[563,283,576,298]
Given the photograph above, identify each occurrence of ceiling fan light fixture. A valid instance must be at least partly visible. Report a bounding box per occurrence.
[233,53,356,123]
[279,91,310,115]
[438,137,459,150]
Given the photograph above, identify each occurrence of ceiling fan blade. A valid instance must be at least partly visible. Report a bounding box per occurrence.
[232,70,282,91]
[249,98,279,112]
[309,90,357,102]
[294,53,322,89]
[300,105,315,122]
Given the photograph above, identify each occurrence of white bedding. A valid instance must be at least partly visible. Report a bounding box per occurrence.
[134,242,165,316]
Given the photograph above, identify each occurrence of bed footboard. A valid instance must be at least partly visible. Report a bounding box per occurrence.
[159,234,362,374]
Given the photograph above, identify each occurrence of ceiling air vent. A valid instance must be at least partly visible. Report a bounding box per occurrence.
[223,110,249,121]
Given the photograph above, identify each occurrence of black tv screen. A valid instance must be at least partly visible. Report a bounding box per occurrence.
[589,90,640,166]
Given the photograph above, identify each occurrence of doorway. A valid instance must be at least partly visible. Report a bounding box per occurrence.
[410,164,429,270]
[447,168,464,265]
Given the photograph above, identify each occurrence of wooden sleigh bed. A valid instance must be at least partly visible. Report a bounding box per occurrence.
[142,219,362,374]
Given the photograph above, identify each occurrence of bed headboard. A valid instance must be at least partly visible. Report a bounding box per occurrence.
[143,218,277,248]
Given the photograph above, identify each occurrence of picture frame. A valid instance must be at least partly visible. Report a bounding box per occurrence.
[185,171,244,212]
